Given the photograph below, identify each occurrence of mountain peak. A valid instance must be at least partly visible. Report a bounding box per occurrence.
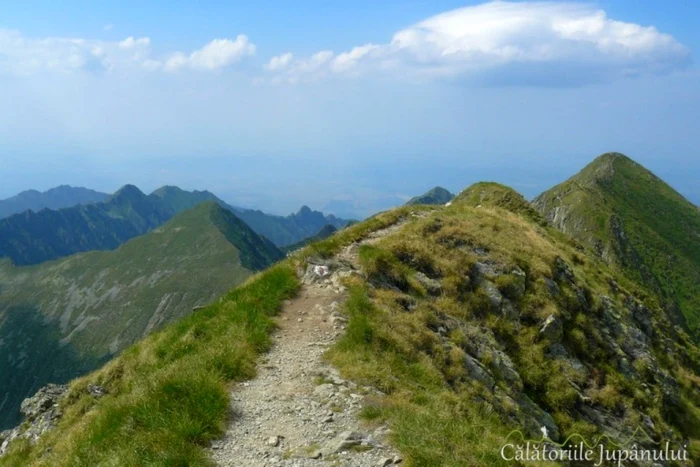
[534,153,700,336]
[574,152,652,187]
[454,182,545,225]
[110,184,146,201]
[406,186,454,206]
[151,186,185,197]
[297,205,313,215]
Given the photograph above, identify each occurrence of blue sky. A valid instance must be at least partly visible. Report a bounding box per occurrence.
[0,1,698,217]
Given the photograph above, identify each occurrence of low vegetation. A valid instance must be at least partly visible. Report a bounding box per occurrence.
[1,264,299,466]
[322,185,699,465]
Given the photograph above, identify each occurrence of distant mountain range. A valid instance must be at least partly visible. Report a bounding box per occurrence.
[0,201,283,429]
[235,206,349,247]
[281,224,338,253]
[534,152,700,338]
[405,186,454,205]
[0,185,108,219]
[0,185,352,266]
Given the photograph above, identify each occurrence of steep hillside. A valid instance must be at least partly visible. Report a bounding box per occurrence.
[236,205,351,246]
[533,153,700,338]
[405,186,454,206]
[0,185,234,266]
[0,202,283,429]
[0,186,108,219]
[2,185,697,466]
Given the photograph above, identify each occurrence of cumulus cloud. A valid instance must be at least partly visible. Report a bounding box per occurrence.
[265,1,690,85]
[163,36,256,72]
[118,36,151,49]
[265,52,294,71]
[0,30,255,75]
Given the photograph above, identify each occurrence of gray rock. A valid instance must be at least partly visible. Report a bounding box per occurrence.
[626,297,654,337]
[480,280,503,308]
[500,299,519,320]
[414,272,442,296]
[464,355,496,391]
[322,430,367,454]
[0,384,68,457]
[20,384,68,422]
[488,350,521,385]
[546,343,568,358]
[544,278,561,297]
[507,267,527,300]
[539,315,563,343]
[516,394,560,441]
[553,257,575,284]
[313,383,337,398]
[266,436,281,447]
[473,262,499,282]
[87,384,107,398]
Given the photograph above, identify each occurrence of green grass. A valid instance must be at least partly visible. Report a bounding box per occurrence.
[323,197,699,466]
[326,285,515,466]
[0,263,299,466]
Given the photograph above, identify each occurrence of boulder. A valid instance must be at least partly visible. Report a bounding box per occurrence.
[464,355,496,391]
[414,272,442,296]
[553,257,575,284]
[507,267,527,300]
[539,315,563,343]
[0,384,68,457]
[480,281,503,309]
[516,394,560,441]
[20,384,68,422]
[322,430,368,454]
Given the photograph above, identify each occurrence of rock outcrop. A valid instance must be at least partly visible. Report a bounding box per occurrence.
[0,384,68,456]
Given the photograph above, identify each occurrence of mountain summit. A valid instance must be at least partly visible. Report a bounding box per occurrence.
[0,185,108,219]
[405,186,454,206]
[533,152,700,336]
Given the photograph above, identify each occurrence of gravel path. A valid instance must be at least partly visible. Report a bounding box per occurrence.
[210,222,410,467]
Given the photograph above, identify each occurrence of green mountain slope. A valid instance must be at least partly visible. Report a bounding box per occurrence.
[405,186,454,205]
[0,185,236,266]
[0,201,283,429]
[2,182,697,466]
[533,153,700,337]
[0,186,108,219]
[236,205,351,247]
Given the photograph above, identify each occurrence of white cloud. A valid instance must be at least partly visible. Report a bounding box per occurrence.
[103,24,114,32]
[118,36,151,49]
[164,36,256,72]
[265,52,294,71]
[331,44,380,73]
[0,30,255,75]
[265,1,690,85]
